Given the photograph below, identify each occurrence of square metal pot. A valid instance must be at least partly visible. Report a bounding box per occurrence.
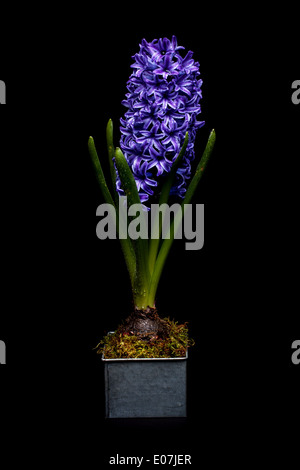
[102,352,187,418]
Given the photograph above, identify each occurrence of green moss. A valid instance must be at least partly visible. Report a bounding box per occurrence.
[95,318,194,359]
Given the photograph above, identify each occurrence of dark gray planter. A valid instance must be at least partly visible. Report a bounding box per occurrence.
[102,351,187,418]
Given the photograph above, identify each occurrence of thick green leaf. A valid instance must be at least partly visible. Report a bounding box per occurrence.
[114,147,142,208]
[114,147,150,309]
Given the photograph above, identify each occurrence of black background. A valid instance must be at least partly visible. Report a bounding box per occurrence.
[1,6,299,468]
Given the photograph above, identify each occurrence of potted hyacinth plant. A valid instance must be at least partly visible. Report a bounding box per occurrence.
[88,36,215,417]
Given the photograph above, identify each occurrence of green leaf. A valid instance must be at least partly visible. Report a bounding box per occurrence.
[147,129,216,307]
[114,147,150,309]
[88,136,115,208]
[182,129,216,205]
[106,119,119,205]
[88,135,136,289]
[148,132,189,274]
[114,147,142,208]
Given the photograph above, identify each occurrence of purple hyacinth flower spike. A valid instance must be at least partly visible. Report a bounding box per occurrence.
[117,36,205,205]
